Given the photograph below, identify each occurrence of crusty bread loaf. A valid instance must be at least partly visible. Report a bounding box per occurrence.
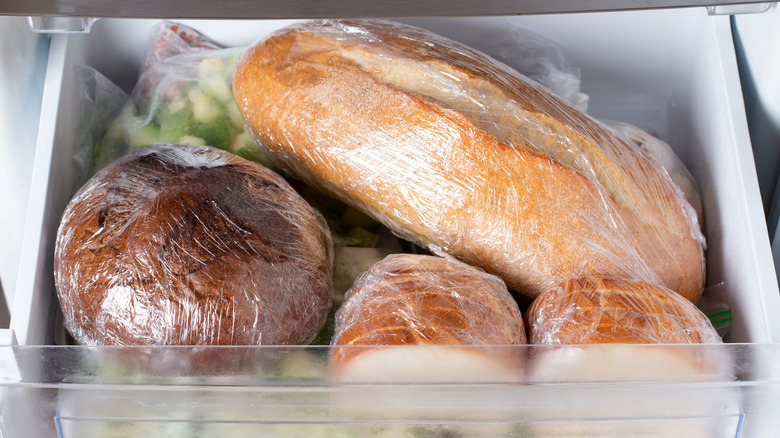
[525,276,721,345]
[331,254,525,381]
[54,143,333,345]
[234,19,705,302]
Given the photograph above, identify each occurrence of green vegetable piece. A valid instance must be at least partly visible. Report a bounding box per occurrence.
[188,87,224,123]
[190,120,232,150]
[236,146,269,164]
[158,107,193,143]
[227,99,245,127]
[178,135,206,146]
[200,74,232,102]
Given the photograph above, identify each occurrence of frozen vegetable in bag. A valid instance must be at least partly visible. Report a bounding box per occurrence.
[95,22,269,172]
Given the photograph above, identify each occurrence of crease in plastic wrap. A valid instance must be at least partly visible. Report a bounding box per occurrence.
[95,22,270,173]
[331,253,526,383]
[54,143,333,346]
[233,19,707,304]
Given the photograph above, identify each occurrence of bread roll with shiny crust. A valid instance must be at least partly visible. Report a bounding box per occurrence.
[331,254,525,381]
[234,19,705,302]
[54,143,333,346]
[525,276,727,438]
[525,276,721,345]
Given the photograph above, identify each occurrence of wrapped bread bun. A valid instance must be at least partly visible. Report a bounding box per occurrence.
[331,254,526,383]
[233,19,705,303]
[525,276,732,438]
[54,143,333,345]
[330,254,526,436]
[526,276,721,346]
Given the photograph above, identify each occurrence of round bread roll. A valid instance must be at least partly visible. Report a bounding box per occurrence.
[331,253,526,383]
[525,276,721,345]
[524,276,731,438]
[54,143,333,345]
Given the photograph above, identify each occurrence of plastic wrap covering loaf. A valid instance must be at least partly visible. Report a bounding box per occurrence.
[54,143,333,345]
[331,254,525,382]
[233,19,706,303]
[525,276,722,345]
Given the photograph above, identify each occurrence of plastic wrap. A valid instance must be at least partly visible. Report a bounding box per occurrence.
[233,19,707,304]
[473,23,590,113]
[54,143,333,345]
[331,254,526,382]
[604,120,705,228]
[95,22,268,172]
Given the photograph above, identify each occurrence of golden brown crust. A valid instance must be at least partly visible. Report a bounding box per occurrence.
[54,144,333,346]
[525,276,721,345]
[331,254,526,368]
[234,19,705,302]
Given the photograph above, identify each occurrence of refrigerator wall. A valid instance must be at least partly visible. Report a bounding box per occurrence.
[0,17,49,327]
[733,5,780,279]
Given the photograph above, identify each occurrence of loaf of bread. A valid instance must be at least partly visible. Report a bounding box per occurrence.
[54,143,333,345]
[330,254,525,382]
[234,19,706,302]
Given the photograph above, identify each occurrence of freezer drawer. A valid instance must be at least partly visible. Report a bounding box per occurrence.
[4,7,780,438]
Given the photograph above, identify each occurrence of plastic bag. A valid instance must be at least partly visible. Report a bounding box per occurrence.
[234,19,706,304]
[71,65,130,186]
[473,23,589,113]
[95,22,268,172]
[54,143,333,346]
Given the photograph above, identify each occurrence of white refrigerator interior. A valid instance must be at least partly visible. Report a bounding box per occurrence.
[2,6,780,438]
[0,16,49,328]
[733,5,780,279]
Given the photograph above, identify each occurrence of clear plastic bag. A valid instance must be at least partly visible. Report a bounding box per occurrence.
[473,23,590,113]
[95,22,269,172]
[71,65,130,185]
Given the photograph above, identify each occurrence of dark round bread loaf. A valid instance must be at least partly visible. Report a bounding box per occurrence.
[54,143,333,345]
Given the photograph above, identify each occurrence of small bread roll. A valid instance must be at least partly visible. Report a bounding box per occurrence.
[54,143,333,346]
[330,254,526,435]
[525,276,732,438]
[526,276,721,345]
[331,254,526,383]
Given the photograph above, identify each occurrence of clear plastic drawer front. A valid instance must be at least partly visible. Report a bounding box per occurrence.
[0,344,778,437]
